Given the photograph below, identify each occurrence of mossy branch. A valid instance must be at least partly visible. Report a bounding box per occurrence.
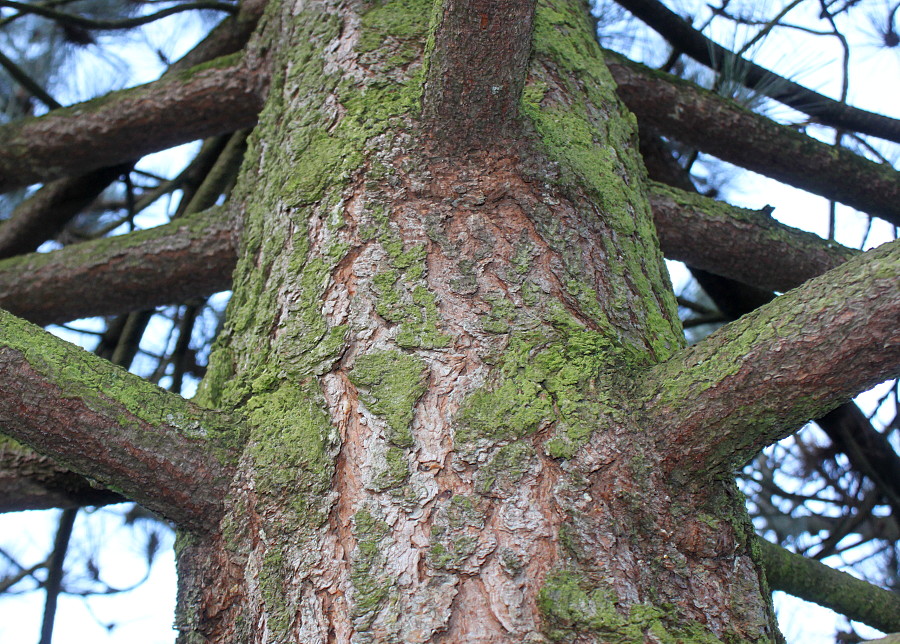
[639,239,900,477]
[0,206,238,326]
[0,53,264,193]
[0,309,244,532]
[606,53,900,226]
[648,182,858,292]
[757,537,900,633]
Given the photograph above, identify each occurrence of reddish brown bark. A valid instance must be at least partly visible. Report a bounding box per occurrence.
[0,57,264,193]
[641,239,900,476]
[607,53,900,226]
[423,0,536,144]
[0,310,240,531]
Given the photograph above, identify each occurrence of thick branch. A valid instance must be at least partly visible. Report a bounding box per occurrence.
[0,309,243,531]
[0,206,238,326]
[0,55,264,193]
[648,182,858,292]
[607,54,900,226]
[757,538,900,633]
[614,0,900,144]
[0,437,124,512]
[639,240,900,477]
[423,0,536,145]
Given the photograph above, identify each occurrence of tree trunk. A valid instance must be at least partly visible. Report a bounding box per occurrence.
[174,0,781,641]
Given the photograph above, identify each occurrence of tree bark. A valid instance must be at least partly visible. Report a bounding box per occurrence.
[173,1,783,641]
[2,0,896,642]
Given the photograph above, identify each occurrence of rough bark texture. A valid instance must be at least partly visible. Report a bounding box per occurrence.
[0,310,240,532]
[0,168,863,328]
[0,55,264,192]
[606,53,900,226]
[171,1,782,641]
[423,0,536,144]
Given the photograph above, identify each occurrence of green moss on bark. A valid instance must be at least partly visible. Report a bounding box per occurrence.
[351,507,394,628]
[538,572,723,643]
[349,350,428,447]
[456,316,626,458]
[520,0,683,364]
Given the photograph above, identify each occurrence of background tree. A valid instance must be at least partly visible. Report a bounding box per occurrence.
[0,0,898,641]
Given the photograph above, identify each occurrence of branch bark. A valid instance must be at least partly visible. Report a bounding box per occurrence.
[607,53,900,226]
[423,0,536,145]
[0,437,124,512]
[0,54,264,193]
[0,205,238,326]
[648,182,858,292]
[757,538,900,633]
[614,0,900,144]
[639,239,900,477]
[0,309,243,531]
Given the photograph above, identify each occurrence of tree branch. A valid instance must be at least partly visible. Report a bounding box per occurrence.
[0,0,236,31]
[614,0,900,144]
[0,164,131,260]
[606,53,900,226]
[0,0,263,258]
[648,182,858,292]
[0,309,243,532]
[0,436,124,512]
[756,538,900,633]
[639,240,900,477]
[423,0,536,145]
[0,54,264,193]
[0,206,238,326]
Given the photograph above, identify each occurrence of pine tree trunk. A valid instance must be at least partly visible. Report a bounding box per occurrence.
[175,0,782,641]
